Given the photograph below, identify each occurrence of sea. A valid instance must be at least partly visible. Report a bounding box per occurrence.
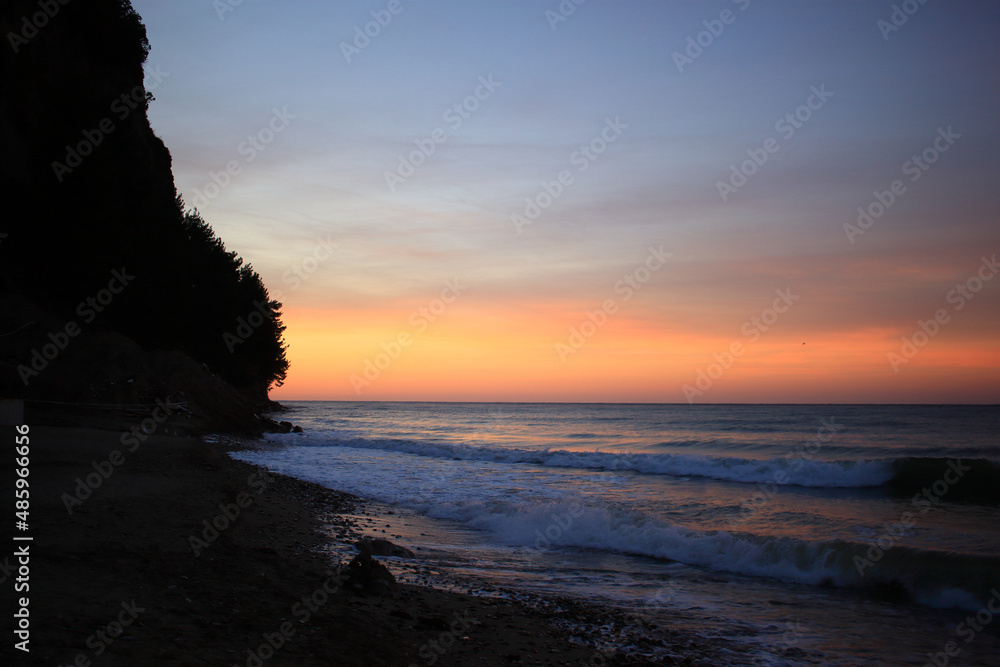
[231,402,1000,666]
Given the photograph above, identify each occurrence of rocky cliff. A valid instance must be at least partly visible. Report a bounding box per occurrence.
[0,0,290,434]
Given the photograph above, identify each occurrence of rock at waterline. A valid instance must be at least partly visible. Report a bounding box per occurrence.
[355,537,416,559]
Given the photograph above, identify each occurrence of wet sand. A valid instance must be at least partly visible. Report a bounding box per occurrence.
[8,425,721,666]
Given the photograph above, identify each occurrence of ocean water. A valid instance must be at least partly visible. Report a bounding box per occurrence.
[232,402,1000,665]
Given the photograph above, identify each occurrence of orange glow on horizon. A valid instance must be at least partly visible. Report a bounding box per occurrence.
[269,307,1000,403]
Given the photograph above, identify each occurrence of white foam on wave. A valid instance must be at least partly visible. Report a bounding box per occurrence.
[232,446,988,610]
[232,447,853,586]
[262,431,894,488]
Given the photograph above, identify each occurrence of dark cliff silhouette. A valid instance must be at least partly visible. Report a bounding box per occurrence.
[0,0,289,431]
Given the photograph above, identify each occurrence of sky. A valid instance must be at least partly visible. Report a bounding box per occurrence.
[131,0,1000,403]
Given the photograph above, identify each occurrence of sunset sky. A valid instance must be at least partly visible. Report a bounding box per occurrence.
[132,0,1000,403]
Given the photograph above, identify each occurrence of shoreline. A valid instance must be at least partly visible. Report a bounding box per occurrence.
[14,425,724,665]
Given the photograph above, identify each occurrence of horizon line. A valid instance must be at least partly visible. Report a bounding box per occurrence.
[273,400,1000,406]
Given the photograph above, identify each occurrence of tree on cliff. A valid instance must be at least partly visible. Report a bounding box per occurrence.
[0,0,289,399]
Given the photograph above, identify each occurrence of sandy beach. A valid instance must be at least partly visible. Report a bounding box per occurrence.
[9,425,719,666]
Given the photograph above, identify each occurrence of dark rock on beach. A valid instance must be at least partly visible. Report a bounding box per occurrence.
[258,415,303,434]
[346,550,398,596]
[356,537,417,559]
